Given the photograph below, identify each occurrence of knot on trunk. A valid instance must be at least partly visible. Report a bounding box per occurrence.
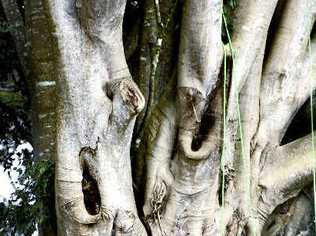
[106,78,145,115]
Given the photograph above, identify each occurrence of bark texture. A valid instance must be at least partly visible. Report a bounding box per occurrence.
[28,0,316,235]
[47,0,147,235]
[1,0,27,75]
[140,0,316,235]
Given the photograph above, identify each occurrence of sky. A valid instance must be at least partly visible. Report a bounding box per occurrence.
[0,166,14,200]
[0,142,32,201]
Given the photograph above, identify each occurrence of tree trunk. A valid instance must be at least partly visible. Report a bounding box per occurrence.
[1,0,27,76]
[30,0,316,235]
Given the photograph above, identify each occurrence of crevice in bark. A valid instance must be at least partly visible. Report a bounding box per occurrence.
[79,146,101,216]
[282,92,316,145]
[262,188,315,236]
[262,197,295,235]
[132,0,160,139]
[81,160,101,215]
[191,81,222,152]
[131,1,182,205]
[123,0,142,61]
[263,0,287,65]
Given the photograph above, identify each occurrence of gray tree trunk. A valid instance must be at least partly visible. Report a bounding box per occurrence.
[29,0,316,235]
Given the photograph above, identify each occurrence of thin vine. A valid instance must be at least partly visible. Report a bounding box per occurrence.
[308,37,316,235]
[221,2,250,234]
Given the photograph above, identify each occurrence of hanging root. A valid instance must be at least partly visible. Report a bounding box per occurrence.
[149,181,167,235]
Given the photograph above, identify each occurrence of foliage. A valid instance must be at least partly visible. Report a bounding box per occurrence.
[0,155,55,236]
[0,103,30,168]
[0,102,55,236]
[0,94,55,229]
[0,1,29,169]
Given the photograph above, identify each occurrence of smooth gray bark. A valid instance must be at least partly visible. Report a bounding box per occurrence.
[28,0,316,235]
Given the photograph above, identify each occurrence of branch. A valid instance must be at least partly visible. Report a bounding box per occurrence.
[297,29,316,107]
[178,0,223,97]
[176,0,223,161]
[222,0,278,179]
[261,134,315,195]
[106,78,145,142]
[50,1,146,231]
[142,84,177,217]
[250,19,316,227]
[257,134,316,223]
[226,0,278,120]
[256,0,316,146]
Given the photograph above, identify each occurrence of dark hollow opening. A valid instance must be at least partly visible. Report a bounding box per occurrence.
[282,93,316,145]
[82,165,101,215]
[191,75,223,152]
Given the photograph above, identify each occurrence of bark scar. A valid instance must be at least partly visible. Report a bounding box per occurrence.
[119,78,145,114]
[106,78,145,114]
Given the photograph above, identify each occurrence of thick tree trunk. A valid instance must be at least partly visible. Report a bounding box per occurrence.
[30,0,316,235]
[46,0,147,235]
[140,0,316,235]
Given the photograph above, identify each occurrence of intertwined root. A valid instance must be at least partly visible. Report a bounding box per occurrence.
[151,182,167,220]
[148,182,167,235]
[100,206,113,222]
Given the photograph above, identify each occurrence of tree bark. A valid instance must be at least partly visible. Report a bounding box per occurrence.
[1,0,27,76]
[27,0,316,235]
[24,0,59,235]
